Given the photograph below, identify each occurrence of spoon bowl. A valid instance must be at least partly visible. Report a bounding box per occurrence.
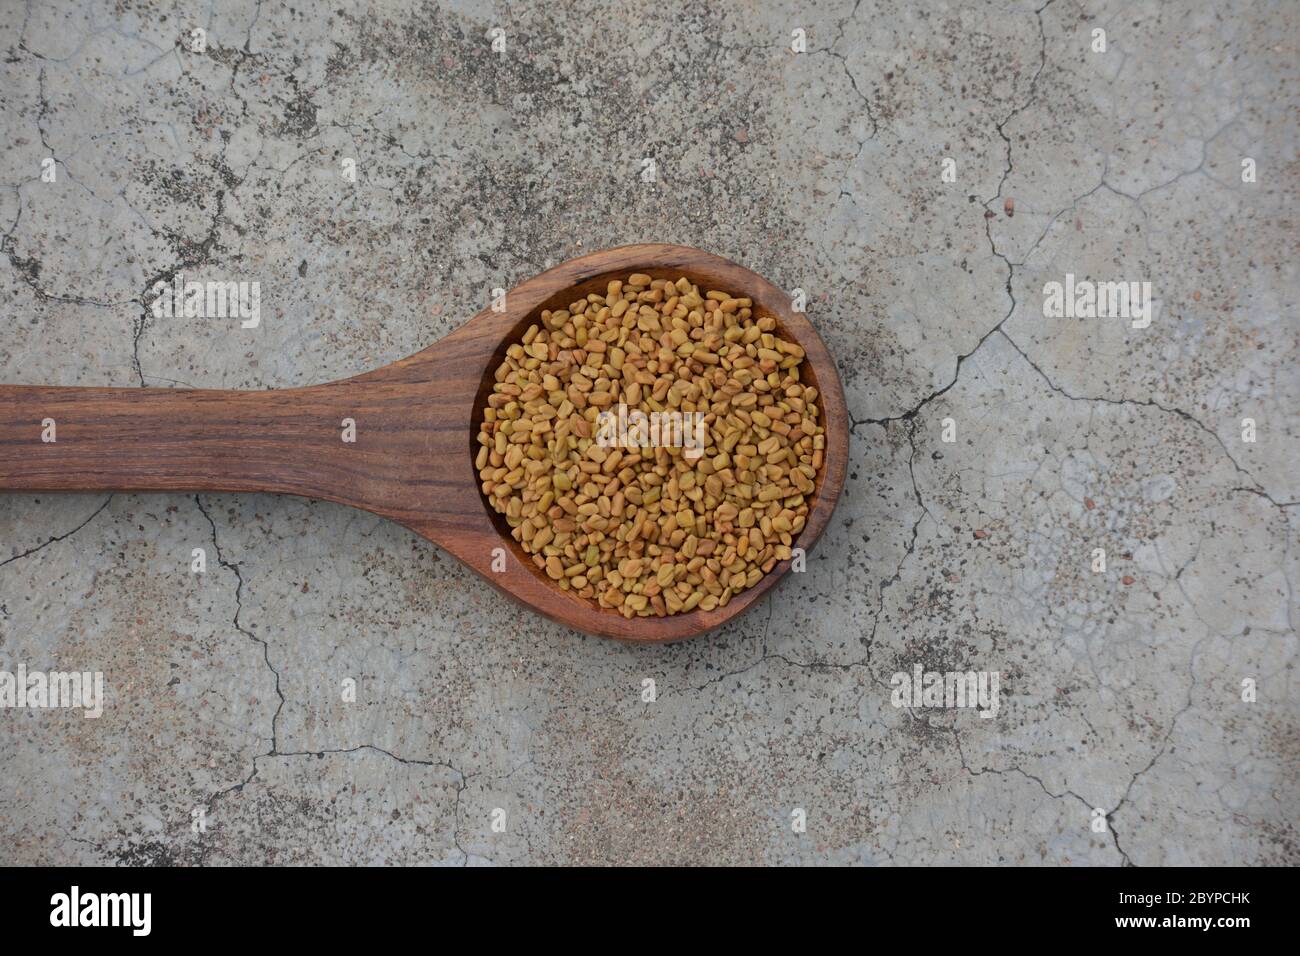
[0,244,848,641]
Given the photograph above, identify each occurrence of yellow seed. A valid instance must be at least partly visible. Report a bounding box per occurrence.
[475,272,826,618]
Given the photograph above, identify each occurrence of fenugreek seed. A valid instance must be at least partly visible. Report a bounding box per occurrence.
[475,272,826,618]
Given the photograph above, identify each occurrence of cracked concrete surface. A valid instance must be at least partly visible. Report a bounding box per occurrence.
[1,0,1296,865]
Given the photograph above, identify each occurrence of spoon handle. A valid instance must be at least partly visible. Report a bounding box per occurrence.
[0,383,367,501]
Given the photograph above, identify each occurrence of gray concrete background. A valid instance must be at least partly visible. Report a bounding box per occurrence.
[0,0,1295,865]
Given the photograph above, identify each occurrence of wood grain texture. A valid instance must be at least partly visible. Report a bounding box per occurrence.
[0,244,849,641]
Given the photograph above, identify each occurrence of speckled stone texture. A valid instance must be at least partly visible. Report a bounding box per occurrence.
[1,0,1295,865]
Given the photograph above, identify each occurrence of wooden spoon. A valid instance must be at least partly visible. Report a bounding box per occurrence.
[0,244,848,641]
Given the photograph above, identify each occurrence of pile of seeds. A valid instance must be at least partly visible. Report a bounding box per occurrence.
[475,273,825,618]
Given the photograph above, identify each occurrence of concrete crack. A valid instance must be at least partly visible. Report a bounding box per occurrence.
[999,328,1276,499]
[200,742,476,864]
[194,494,285,756]
[812,0,877,151]
[986,0,1056,216]
[861,421,928,668]
[134,191,228,386]
[949,727,1126,862]
[0,495,113,567]
[276,745,478,866]
[1105,634,1208,866]
[850,0,1056,432]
